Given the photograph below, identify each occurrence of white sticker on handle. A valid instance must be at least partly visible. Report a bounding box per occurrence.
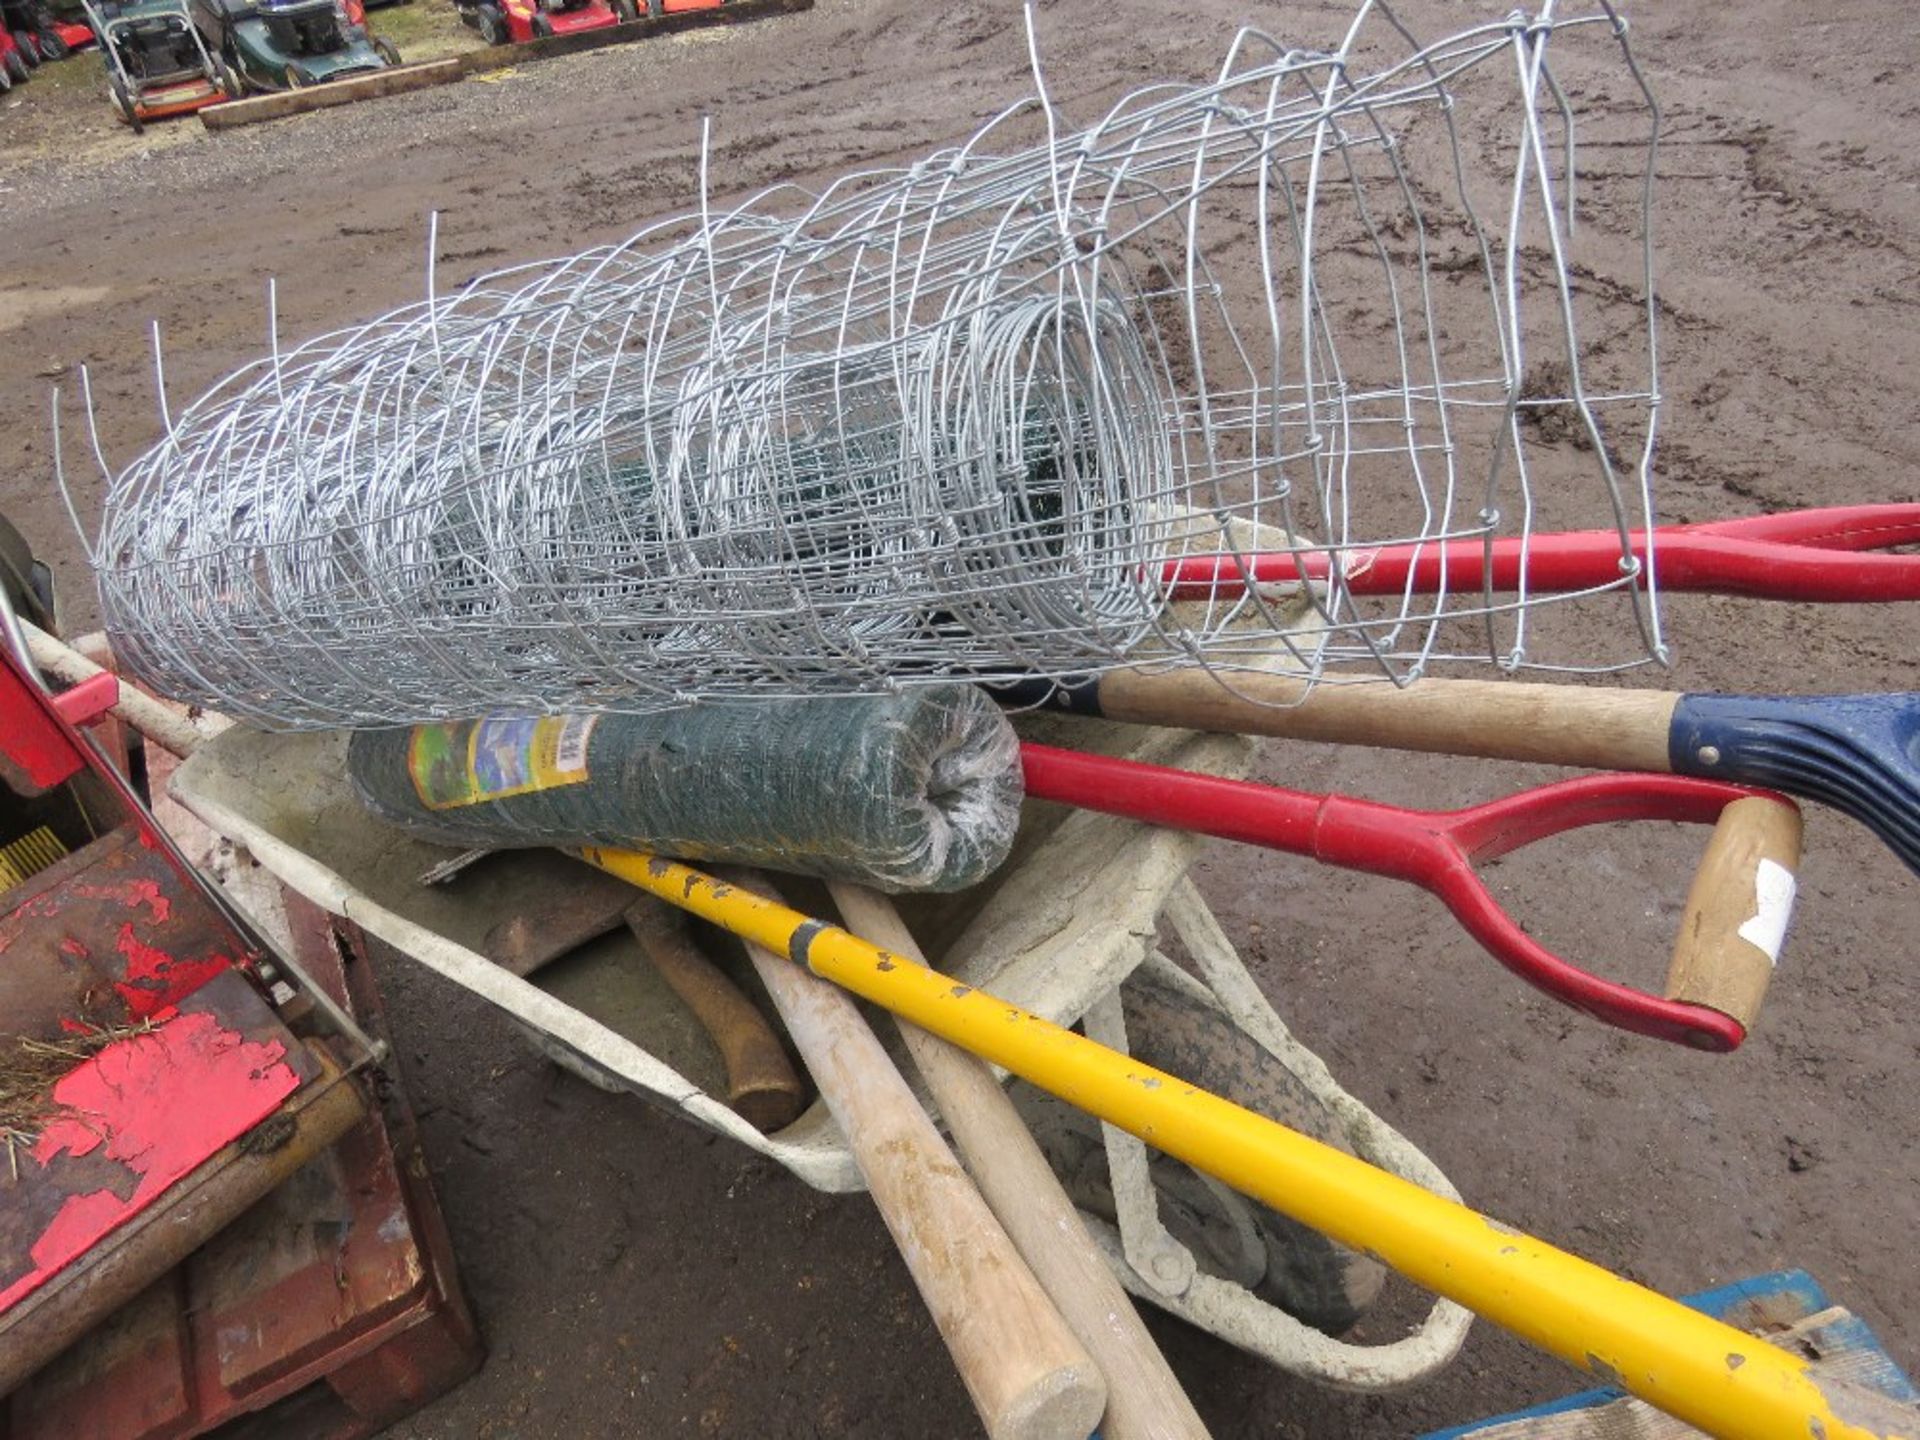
[1736,858,1797,967]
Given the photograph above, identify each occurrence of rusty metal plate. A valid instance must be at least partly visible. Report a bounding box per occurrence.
[1,819,312,1325]
[0,825,253,1037]
[0,969,316,1319]
[6,1278,193,1440]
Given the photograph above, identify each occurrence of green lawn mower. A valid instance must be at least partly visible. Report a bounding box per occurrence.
[190,0,393,90]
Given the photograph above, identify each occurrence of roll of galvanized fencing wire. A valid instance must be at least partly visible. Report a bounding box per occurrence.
[91,2,1668,730]
[346,686,1023,893]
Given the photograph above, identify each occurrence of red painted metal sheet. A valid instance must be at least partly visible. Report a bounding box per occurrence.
[0,643,98,798]
[0,1007,302,1315]
[0,688,85,796]
[2,628,479,1432]
[0,826,247,1036]
[1,820,303,1328]
[0,633,473,1434]
[6,904,482,1440]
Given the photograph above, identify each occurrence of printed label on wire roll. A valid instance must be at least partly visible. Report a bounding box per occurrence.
[408,715,600,811]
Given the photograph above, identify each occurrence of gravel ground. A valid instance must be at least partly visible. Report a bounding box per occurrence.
[3,2,1918,1436]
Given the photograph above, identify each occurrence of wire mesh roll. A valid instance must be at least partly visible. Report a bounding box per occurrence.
[102,276,1173,726]
[91,0,1665,729]
[347,686,1022,893]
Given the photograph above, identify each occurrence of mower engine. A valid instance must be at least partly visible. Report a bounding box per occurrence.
[258,0,340,56]
[113,12,198,78]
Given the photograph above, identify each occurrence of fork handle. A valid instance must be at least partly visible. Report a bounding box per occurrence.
[1669,691,1920,879]
[1005,670,1917,878]
[1663,794,1803,1032]
[1084,668,1679,770]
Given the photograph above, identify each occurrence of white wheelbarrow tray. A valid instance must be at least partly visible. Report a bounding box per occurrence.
[170,706,1471,1390]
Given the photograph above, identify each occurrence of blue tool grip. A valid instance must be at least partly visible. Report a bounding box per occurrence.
[1670,691,1920,878]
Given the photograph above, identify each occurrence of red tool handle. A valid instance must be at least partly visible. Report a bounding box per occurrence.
[1019,742,1803,1052]
[1161,503,1920,603]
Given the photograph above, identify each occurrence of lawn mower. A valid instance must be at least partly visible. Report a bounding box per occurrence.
[85,0,238,129]
[42,0,100,48]
[0,26,27,81]
[2,0,91,59]
[457,0,631,48]
[455,0,715,48]
[190,0,392,91]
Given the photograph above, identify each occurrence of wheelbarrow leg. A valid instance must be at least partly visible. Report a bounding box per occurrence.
[1063,878,1476,1391]
[1083,989,1199,1300]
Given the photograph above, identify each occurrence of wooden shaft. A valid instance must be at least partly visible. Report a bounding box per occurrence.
[483,904,624,978]
[587,848,1897,1440]
[735,875,1106,1440]
[622,897,807,1134]
[830,883,1212,1440]
[20,621,225,759]
[1094,669,1679,773]
[1664,795,1803,1031]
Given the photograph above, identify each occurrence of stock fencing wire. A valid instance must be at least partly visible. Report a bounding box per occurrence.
[87,0,1665,729]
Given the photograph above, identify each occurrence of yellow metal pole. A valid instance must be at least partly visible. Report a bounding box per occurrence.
[582,846,1907,1440]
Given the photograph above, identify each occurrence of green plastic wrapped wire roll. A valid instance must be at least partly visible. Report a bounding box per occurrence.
[346,686,1022,893]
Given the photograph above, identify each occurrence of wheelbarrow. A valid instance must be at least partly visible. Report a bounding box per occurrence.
[157,689,1474,1395]
[18,579,1880,1439]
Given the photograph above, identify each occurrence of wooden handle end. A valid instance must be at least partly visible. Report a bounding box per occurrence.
[1664,794,1803,1032]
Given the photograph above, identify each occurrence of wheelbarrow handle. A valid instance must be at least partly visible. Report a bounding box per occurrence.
[1017,743,1804,1051]
[1159,502,1920,602]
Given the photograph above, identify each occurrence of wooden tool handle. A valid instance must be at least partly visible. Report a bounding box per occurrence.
[736,875,1106,1440]
[587,847,1897,1440]
[623,897,807,1134]
[20,620,224,758]
[1664,795,1803,1032]
[1095,668,1679,772]
[830,883,1211,1440]
[484,905,624,978]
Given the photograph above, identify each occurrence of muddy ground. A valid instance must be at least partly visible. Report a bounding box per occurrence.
[3,1,1918,1435]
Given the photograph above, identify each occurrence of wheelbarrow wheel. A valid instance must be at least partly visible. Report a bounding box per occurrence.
[13,29,39,64]
[35,26,65,58]
[4,46,25,81]
[0,513,57,632]
[1019,966,1388,1338]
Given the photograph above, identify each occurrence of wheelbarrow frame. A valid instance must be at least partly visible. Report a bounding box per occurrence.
[163,715,1471,1391]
